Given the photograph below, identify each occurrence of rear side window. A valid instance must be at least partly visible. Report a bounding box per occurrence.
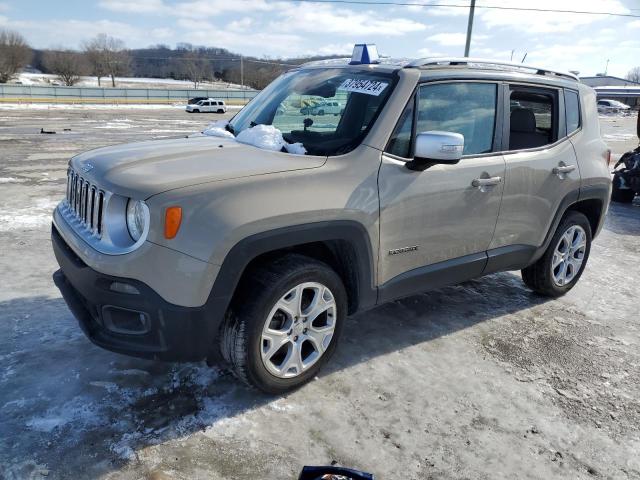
[416,82,497,155]
[565,90,580,134]
[509,88,557,150]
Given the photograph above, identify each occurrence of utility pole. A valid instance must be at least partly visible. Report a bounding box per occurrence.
[604,59,610,76]
[240,55,244,90]
[464,0,476,57]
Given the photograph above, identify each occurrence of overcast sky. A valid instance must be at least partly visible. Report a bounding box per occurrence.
[1,0,639,77]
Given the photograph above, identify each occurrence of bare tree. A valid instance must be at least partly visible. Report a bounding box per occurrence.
[83,42,107,87]
[173,47,211,88]
[0,29,32,83]
[43,50,86,86]
[83,34,130,87]
[626,67,640,84]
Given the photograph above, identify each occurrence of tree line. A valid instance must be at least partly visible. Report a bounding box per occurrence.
[0,28,337,90]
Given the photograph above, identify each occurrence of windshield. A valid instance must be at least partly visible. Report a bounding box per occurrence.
[229,68,395,156]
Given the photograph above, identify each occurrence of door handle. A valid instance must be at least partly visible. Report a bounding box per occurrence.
[552,165,576,175]
[471,176,502,188]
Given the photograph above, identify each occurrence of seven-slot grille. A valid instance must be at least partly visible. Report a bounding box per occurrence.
[66,168,105,236]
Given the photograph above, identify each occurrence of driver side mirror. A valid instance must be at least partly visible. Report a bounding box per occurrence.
[406,131,464,171]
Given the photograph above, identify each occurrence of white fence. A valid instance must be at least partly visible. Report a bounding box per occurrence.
[0,84,259,104]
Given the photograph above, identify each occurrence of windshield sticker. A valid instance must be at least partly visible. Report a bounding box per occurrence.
[338,79,388,96]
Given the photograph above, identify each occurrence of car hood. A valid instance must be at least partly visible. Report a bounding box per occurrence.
[70,135,326,198]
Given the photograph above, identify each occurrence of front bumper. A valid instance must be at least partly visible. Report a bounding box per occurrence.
[52,225,227,362]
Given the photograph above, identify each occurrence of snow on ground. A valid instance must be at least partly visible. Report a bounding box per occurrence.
[0,109,639,479]
[603,132,636,142]
[16,72,251,91]
[0,198,58,231]
[0,103,245,110]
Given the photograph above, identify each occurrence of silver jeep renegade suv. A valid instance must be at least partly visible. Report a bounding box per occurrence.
[52,54,611,393]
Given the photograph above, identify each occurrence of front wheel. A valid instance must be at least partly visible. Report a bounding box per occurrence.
[611,173,635,203]
[521,211,592,297]
[220,254,347,394]
[192,109,200,113]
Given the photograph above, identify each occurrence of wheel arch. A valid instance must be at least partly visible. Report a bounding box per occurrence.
[210,221,377,319]
[530,184,609,264]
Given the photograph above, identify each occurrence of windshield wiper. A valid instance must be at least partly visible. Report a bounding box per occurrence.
[225,123,235,135]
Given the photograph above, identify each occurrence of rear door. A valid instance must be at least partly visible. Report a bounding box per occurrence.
[378,81,506,298]
[488,84,580,263]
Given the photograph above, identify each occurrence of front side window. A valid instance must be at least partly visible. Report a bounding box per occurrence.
[416,82,497,155]
[229,69,395,156]
[565,90,581,134]
[509,88,557,150]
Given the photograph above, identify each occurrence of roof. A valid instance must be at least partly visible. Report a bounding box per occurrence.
[299,57,579,85]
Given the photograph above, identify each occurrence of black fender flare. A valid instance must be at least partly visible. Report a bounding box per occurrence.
[206,220,377,328]
[530,184,609,264]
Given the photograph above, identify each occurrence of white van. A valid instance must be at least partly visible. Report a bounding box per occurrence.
[186,99,227,114]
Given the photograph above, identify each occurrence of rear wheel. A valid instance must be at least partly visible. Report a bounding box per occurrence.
[611,173,635,203]
[521,211,592,297]
[220,254,347,394]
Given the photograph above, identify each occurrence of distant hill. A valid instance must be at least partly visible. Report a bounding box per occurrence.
[30,45,344,90]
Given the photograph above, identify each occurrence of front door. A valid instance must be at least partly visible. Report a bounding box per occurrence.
[378,81,506,300]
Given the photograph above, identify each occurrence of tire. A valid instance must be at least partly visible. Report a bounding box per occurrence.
[192,109,200,113]
[318,110,325,116]
[611,174,635,203]
[220,254,347,394]
[521,211,592,297]
[217,109,224,113]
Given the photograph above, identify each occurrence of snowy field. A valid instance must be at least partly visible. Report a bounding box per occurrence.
[15,72,249,91]
[0,103,244,111]
[0,109,639,479]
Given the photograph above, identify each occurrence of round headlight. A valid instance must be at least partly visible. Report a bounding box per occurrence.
[126,199,147,242]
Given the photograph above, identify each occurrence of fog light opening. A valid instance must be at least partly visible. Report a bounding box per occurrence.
[102,305,150,335]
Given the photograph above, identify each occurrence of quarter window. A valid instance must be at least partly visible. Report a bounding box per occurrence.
[416,82,497,155]
[565,90,581,134]
[386,95,414,158]
[509,88,557,150]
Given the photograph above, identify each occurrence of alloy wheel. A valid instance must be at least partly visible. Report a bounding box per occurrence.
[260,282,337,378]
[551,225,587,286]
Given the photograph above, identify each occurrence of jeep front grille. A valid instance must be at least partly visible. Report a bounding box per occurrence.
[66,168,105,237]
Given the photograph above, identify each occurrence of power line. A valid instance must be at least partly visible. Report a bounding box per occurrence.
[278,0,640,19]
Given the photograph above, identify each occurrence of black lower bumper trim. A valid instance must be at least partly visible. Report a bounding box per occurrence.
[51,224,228,362]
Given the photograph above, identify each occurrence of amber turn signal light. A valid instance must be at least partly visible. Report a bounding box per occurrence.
[164,206,182,239]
